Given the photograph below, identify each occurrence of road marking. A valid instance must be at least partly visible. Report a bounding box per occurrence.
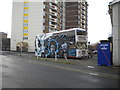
[0,55,7,58]
[87,66,95,68]
[89,73,98,76]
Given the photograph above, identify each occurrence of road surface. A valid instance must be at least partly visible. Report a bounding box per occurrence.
[1,51,119,88]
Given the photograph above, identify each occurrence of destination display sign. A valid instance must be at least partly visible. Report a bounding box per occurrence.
[76,35,87,42]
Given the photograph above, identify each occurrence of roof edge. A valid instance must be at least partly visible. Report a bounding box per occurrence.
[109,0,120,5]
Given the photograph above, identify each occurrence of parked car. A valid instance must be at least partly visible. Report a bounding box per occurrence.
[93,50,97,54]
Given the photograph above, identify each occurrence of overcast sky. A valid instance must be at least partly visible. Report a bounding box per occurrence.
[0,0,112,44]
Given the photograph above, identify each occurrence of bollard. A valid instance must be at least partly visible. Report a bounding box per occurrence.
[64,53,68,62]
[55,52,57,61]
[45,54,47,61]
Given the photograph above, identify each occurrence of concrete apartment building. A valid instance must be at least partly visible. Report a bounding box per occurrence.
[65,1,88,33]
[109,0,120,66]
[0,32,7,50]
[11,0,88,52]
[0,32,10,51]
[11,0,63,52]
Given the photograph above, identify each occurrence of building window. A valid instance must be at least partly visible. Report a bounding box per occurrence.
[23,23,28,26]
[23,37,28,40]
[23,30,28,33]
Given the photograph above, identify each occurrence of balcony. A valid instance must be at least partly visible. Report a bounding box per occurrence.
[57,26,60,30]
[50,12,59,19]
[82,2,85,6]
[57,14,60,18]
[49,25,58,31]
[82,7,85,11]
[82,19,85,23]
[57,2,61,7]
[50,27,55,31]
[82,16,85,20]
[50,2,58,7]
[50,5,58,12]
[50,0,58,4]
[49,24,55,28]
[82,11,85,15]
[49,22,58,27]
[50,18,58,23]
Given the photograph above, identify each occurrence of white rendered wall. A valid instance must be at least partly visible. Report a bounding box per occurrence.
[11,2,44,52]
[112,2,120,66]
[11,2,24,51]
[28,2,44,52]
[118,3,120,66]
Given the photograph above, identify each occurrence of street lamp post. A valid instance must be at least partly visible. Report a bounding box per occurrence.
[20,42,23,56]
[18,42,23,56]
